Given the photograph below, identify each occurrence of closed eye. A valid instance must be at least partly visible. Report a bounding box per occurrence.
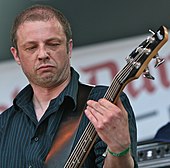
[25,46,37,51]
[48,43,60,46]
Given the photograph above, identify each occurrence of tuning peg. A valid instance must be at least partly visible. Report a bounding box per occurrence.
[132,61,141,69]
[135,46,143,54]
[146,36,155,43]
[156,30,163,40]
[125,56,131,63]
[143,67,155,80]
[149,29,155,35]
[149,29,163,40]
[154,54,165,68]
[143,48,151,55]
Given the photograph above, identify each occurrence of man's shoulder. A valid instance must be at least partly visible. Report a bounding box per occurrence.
[0,106,15,127]
[0,105,15,117]
[93,85,108,92]
[81,83,128,101]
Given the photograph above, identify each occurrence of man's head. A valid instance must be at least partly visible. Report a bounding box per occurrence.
[11,4,72,52]
[10,5,73,88]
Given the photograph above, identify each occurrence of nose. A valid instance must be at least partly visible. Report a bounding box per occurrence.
[38,46,50,61]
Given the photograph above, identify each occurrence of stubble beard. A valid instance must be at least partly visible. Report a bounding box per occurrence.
[27,65,71,89]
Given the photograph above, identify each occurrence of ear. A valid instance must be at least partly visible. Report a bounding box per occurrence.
[10,47,21,65]
[68,39,73,58]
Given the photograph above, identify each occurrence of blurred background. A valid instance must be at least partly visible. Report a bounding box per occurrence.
[1,0,170,144]
[1,0,170,61]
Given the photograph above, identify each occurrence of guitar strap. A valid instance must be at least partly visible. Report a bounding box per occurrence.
[44,83,93,168]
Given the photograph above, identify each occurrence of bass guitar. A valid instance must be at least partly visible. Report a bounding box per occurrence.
[64,26,168,168]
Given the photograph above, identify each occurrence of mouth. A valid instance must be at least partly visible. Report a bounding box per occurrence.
[36,64,55,73]
[37,64,54,70]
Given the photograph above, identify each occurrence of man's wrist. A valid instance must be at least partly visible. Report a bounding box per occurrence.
[107,145,131,157]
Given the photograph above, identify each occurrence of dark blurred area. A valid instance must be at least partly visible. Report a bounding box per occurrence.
[0,0,170,61]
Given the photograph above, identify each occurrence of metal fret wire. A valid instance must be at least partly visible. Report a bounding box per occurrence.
[65,43,150,167]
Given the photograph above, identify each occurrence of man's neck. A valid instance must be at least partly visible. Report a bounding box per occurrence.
[31,78,70,121]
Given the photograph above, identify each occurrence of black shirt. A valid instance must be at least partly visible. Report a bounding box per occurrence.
[0,68,138,168]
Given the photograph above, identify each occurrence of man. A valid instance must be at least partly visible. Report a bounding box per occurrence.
[0,4,138,168]
[154,122,170,142]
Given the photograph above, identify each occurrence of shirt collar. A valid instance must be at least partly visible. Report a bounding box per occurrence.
[13,67,80,111]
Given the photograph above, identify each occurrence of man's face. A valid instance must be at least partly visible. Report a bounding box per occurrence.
[11,19,72,88]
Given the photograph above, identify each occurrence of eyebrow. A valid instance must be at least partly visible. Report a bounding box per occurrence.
[21,37,63,46]
[46,37,63,42]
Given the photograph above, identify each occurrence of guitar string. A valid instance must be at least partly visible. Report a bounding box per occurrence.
[105,56,141,100]
[65,122,95,167]
[64,119,94,167]
[106,37,154,100]
[106,41,152,100]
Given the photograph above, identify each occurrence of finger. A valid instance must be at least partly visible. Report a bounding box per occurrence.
[86,100,105,116]
[98,98,119,112]
[85,109,104,126]
[98,98,124,120]
[84,106,98,125]
[116,98,128,118]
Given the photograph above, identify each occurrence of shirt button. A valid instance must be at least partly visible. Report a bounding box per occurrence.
[34,137,39,142]
[28,165,32,168]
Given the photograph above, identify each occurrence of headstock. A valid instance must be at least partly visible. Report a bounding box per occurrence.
[125,26,168,81]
